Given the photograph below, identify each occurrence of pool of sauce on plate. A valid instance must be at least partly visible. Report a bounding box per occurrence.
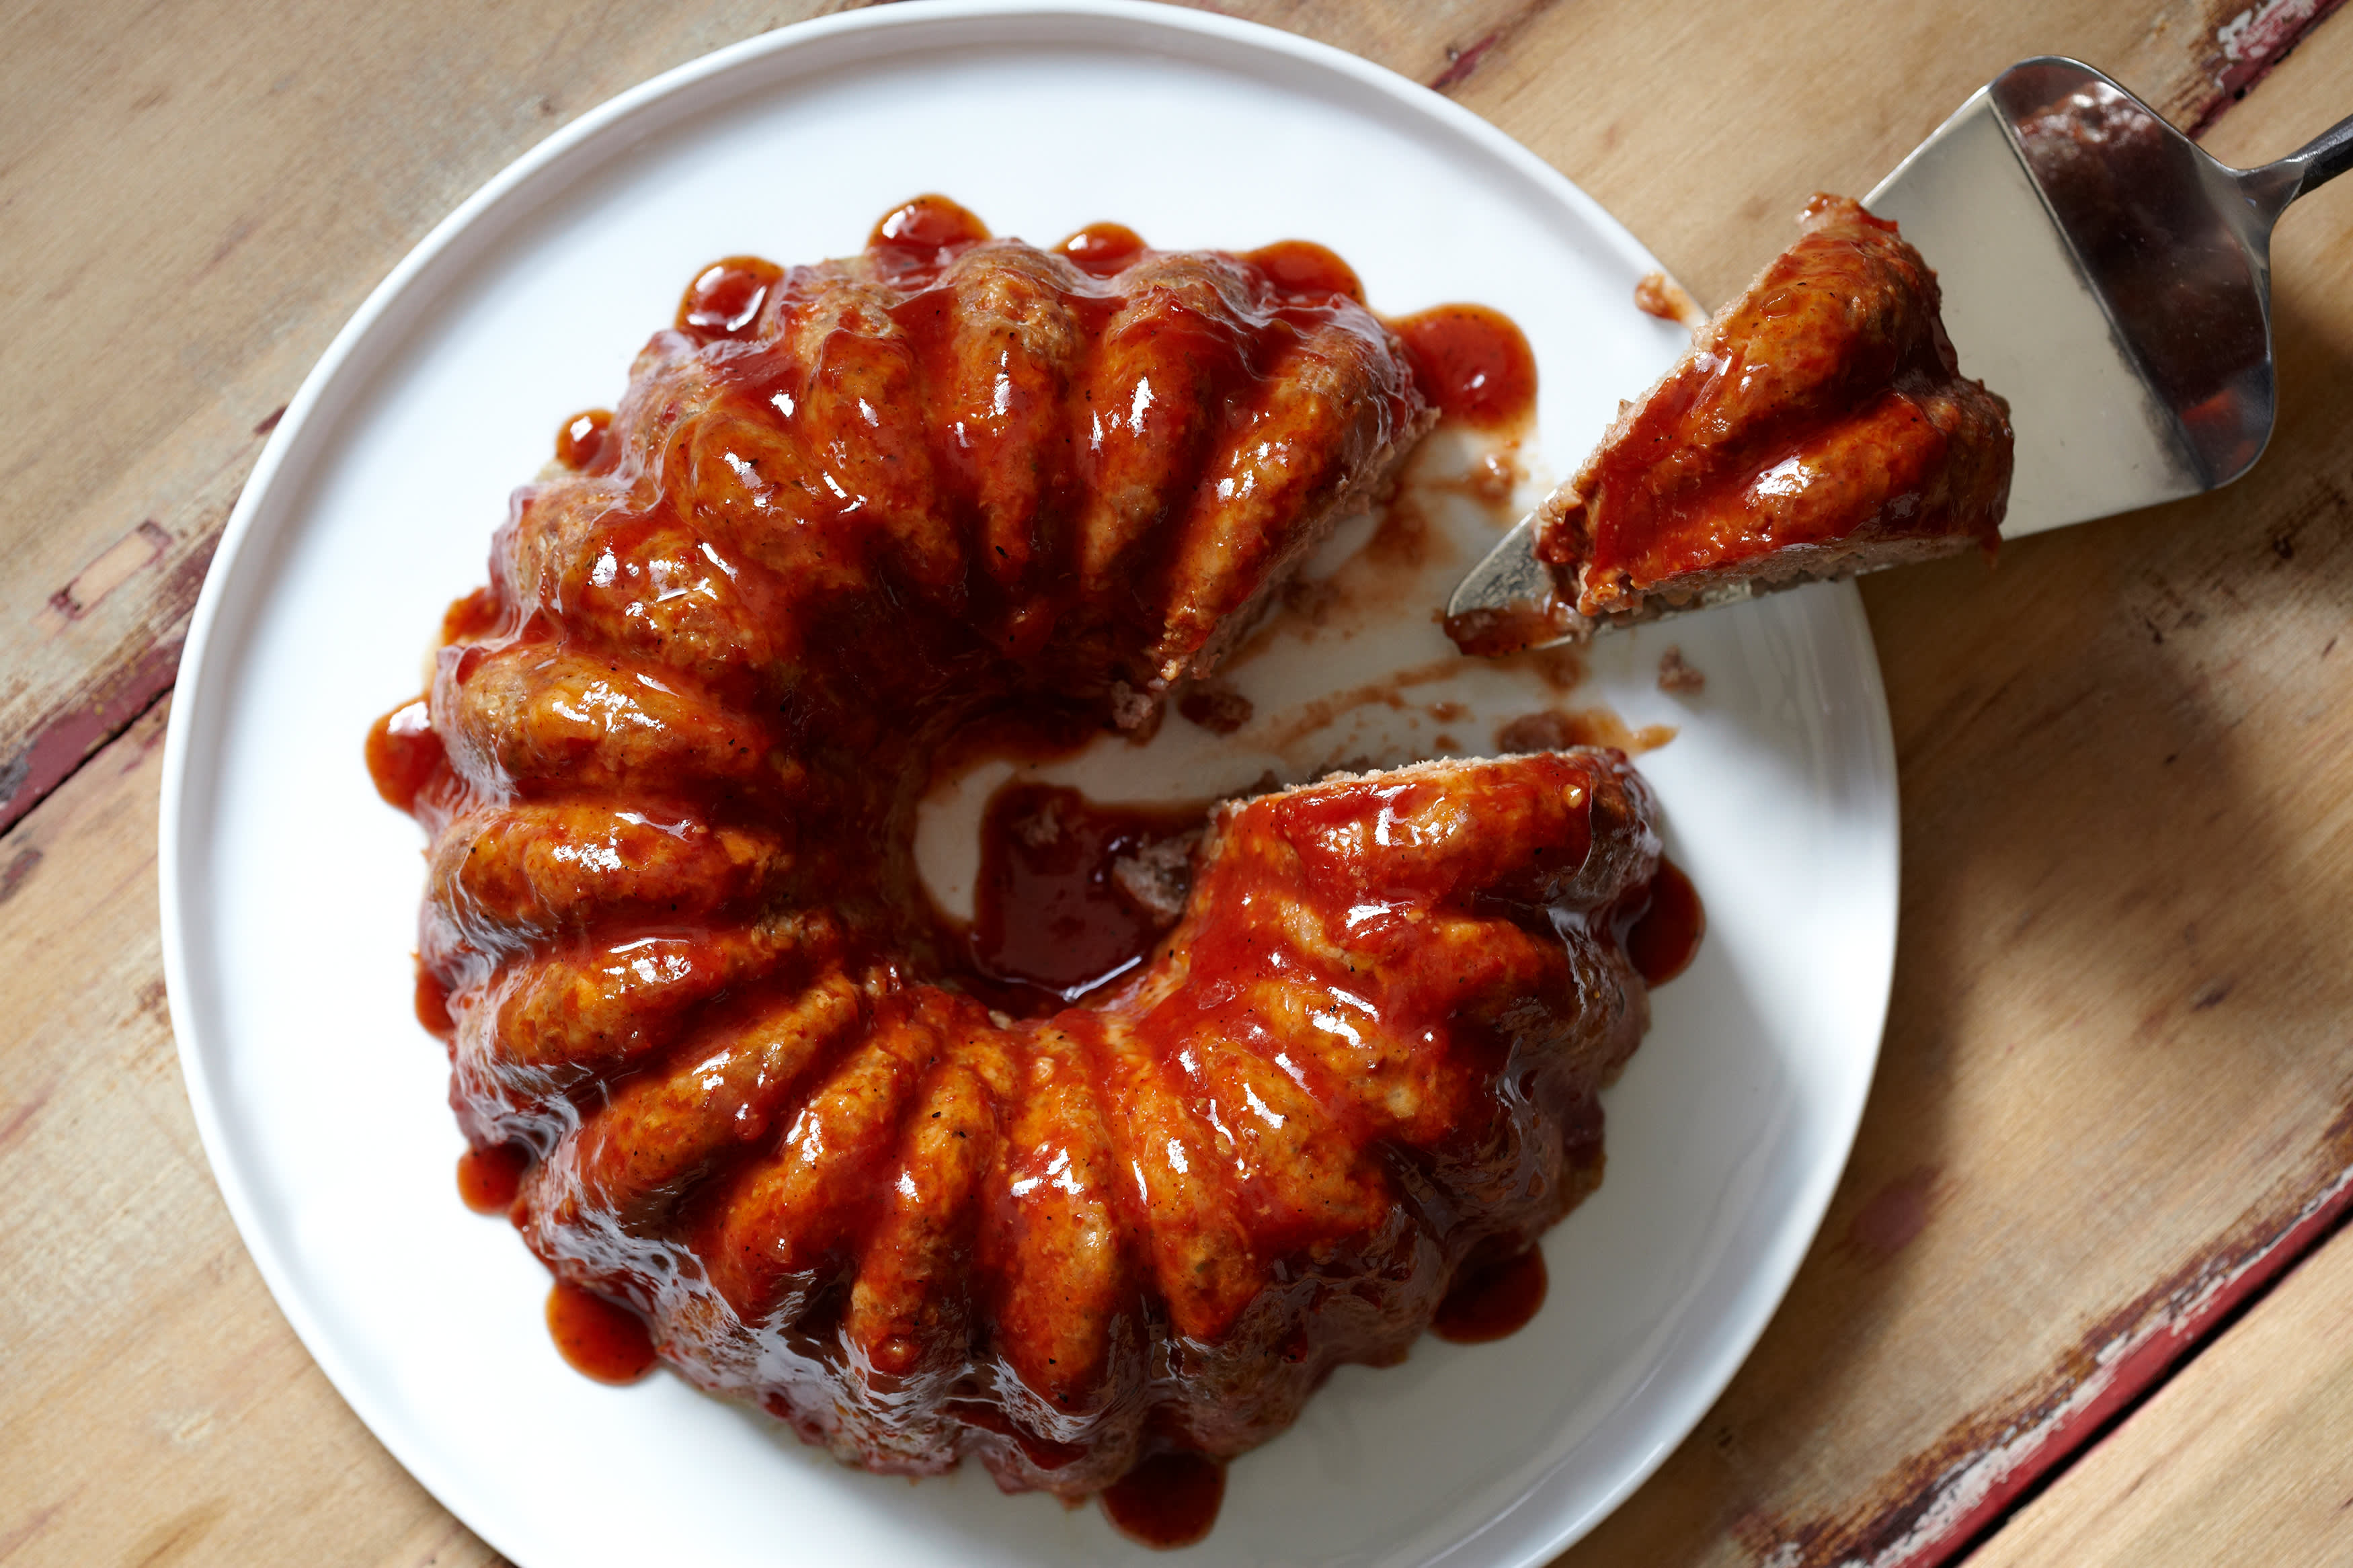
[1624,858,1705,985]
[968,781,1205,1010]
[456,1143,528,1215]
[1100,1449,1228,1549]
[1390,304,1538,430]
[547,1282,658,1385]
[1433,1244,1550,1343]
[365,699,443,814]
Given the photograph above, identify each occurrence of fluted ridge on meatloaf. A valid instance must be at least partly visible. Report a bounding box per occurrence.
[382,198,1666,1498]
[1535,193,2012,632]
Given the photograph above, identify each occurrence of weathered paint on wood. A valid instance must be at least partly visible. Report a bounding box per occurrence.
[0,696,510,1567]
[1529,9,2353,1559]
[1,1,2350,1566]
[1968,1216,2353,1564]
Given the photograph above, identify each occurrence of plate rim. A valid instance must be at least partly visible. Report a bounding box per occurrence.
[156,3,1899,1562]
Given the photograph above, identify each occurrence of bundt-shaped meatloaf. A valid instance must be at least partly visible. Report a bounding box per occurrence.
[1535,194,2013,632]
[372,197,1671,1498]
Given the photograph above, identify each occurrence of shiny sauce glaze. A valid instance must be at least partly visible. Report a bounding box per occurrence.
[555,408,612,472]
[1390,304,1538,430]
[456,1142,529,1214]
[369,196,1698,1531]
[1548,196,2009,613]
[545,1281,657,1384]
[680,255,783,338]
[1100,1450,1228,1549]
[414,967,456,1042]
[969,782,1206,1008]
[639,194,1428,698]
[1432,1243,1549,1343]
[364,699,443,815]
[1622,858,1705,985]
[1058,221,1147,276]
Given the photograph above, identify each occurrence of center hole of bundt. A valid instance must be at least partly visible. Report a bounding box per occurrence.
[916,757,1208,1016]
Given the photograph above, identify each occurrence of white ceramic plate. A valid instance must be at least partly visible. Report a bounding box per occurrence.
[159,4,1897,1565]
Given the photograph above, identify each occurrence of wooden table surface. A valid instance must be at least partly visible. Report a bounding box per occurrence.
[5,1,2350,1563]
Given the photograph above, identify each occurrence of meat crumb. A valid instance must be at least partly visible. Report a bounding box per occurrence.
[1657,645,1706,694]
[1111,832,1201,929]
[1179,680,1254,735]
[1495,711,1579,753]
[1108,680,1164,740]
[1011,796,1066,850]
[1634,271,1706,330]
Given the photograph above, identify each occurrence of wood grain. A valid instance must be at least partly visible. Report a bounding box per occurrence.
[0,696,507,1568]
[1966,1217,2353,1565]
[1954,32,2353,1559]
[1529,8,2353,1561]
[0,0,1540,837]
[2,1,2350,1565]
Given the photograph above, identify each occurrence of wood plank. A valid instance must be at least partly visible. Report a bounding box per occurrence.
[0,0,878,834]
[0,0,1541,836]
[1443,0,2348,309]
[1463,7,2353,1563]
[1965,1216,2353,1565]
[0,694,504,1568]
[1,0,2327,832]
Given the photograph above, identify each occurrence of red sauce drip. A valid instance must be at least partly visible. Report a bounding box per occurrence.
[678,256,783,341]
[448,641,493,688]
[1243,239,1363,303]
[546,1282,657,1384]
[1444,596,1577,659]
[969,782,1204,1009]
[456,1142,528,1214]
[1100,1450,1226,1549]
[871,194,992,255]
[556,407,612,470]
[1431,1243,1548,1342]
[1060,222,1146,276]
[365,698,442,813]
[1392,304,1538,429]
[440,586,502,643]
[1176,682,1252,735]
[415,966,456,1042]
[1624,858,1704,985]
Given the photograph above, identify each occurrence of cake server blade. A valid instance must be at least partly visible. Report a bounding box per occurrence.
[1446,58,2352,643]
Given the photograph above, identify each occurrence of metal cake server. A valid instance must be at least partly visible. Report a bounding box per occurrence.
[1446,56,2353,639]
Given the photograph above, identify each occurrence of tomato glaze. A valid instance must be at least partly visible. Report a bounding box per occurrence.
[456,1143,529,1215]
[364,196,1702,1538]
[1100,1450,1228,1549]
[546,1282,657,1384]
[1623,859,1705,986]
[1432,1243,1549,1343]
[969,781,1206,1009]
[555,407,612,471]
[414,967,456,1042]
[1390,304,1538,429]
[364,699,442,815]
